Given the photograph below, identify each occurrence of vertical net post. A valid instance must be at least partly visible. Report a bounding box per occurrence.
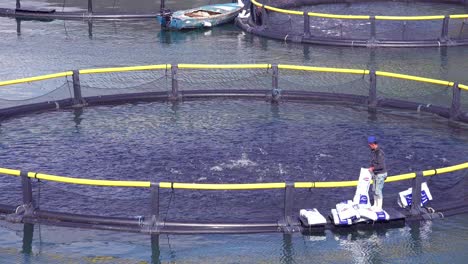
[272,64,278,89]
[303,13,311,38]
[170,64,179,100]
[369,16,377,45]
[88,0,93,13]
[16,0,21,9]
[440,16,450,43]
[20,171,34,214]
[450,82,461,121]
[410,172,423,216]
[271,65,281,103]
[72,70,85,106]
[249,2,256,24]
[283,182,295,230]
[160,0,165,10]
[368,70,377,112]
[260,6,269,29]
[150,183,160,233]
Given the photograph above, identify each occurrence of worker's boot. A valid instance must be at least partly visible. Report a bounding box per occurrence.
[375,198,383,212]
[372,195,379,210]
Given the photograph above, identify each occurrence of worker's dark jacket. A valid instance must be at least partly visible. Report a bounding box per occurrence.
[370,147,387,174]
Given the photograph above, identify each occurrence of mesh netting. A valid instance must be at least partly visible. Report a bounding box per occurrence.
[177,69,272,91]
[448,18,468,40]
[375,20,443,41]
[0,79,73,109]
[377,77,456,107]
[79,70,170,97]
[278,70,369,96]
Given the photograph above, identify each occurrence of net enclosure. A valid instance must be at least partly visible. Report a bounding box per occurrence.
[0,63,467,235]
[236,0,468,47]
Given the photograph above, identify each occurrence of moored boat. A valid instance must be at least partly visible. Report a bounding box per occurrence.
[157,1,244,30]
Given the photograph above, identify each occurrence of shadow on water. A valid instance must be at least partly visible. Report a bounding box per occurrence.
[21,223,33,264]
[151,235,161,264]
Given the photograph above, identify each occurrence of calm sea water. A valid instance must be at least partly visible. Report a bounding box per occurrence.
[0,0,467,263]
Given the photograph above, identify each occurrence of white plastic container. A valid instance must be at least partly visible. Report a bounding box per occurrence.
[398,182,433,208]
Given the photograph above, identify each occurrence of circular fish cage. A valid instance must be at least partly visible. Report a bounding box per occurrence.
[0,63,467,235]
[236,0,468,47]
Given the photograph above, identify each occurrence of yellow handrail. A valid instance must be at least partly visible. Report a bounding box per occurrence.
[250,0,466,21]
[375,15,445,21]
[0,71,73,87]
[450,14,468,19]
[459,84,468,91]
[0,162,466,189]
[160,182,286,190]
[308,12,369,20]
[79,64,170,74]
[178,64,272,69]
[278,65,369,75]
[375,71,454,87]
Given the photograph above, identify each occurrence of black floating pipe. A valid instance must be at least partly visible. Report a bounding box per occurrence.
[163,221,278,228]
[410,171,423,216]
[34,210,141,226]
[88,0,93,14]
[450,82,461,120]
[368,70,377,112]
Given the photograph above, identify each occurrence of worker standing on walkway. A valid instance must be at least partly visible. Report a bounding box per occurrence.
[368,136,387,211]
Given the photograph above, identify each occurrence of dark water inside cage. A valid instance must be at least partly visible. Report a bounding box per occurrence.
[0,100,466,222]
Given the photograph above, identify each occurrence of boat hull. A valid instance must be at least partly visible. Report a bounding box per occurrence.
[157,3,242,30]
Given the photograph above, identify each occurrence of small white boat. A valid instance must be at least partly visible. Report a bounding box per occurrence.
[157,1,244,30]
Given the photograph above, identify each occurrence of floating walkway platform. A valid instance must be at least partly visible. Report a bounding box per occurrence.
[0,7,158,20]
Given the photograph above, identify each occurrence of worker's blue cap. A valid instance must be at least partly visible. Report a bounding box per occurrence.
[367,136,377,144]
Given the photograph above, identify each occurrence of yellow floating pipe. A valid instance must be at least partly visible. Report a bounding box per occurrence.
[376,15,445,21]
[0,168,21,176]
[315,180,360,188]
[384,173,416,183]
[178,64,272,70]
[458,84,468,91]
[308,12,369,20]
[376,71,454,86]
[27,172,150,187]
[429,162,468,175]
[159,182,286,190]
[278,65,369,75]
[250,0,303,15]
[79,64,170,75]
[450,14,468,19]
[263,5,304,15]
[0,71,73,87]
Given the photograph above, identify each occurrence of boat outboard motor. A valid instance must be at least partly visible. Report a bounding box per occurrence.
[159,8,173,28]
